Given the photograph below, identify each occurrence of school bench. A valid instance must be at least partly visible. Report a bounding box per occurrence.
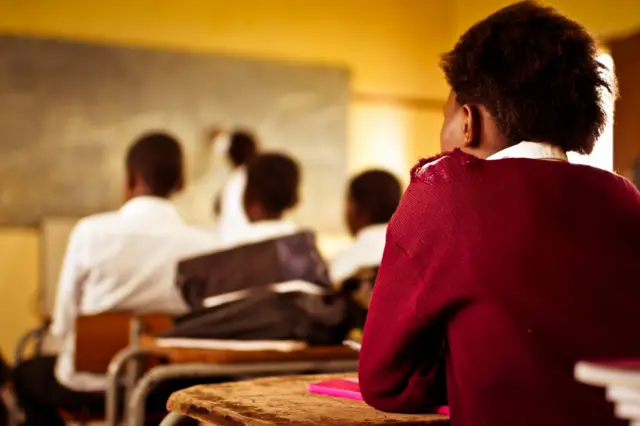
[18,314,361,426]
[15,312,173,426]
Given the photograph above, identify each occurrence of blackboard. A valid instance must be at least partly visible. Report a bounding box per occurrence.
[0,35,349,231]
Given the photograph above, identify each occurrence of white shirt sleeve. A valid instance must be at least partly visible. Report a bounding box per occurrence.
[217,168,250,244]
[50,222,89,337]
[329,247,357,286]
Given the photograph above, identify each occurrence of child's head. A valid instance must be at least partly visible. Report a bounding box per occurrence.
[439,1,613,159]
[243,153,301,222]
[125,132,184,200]
[228,130,258,168]
[346,170,402,236]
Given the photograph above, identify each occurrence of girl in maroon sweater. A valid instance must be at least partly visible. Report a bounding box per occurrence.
[359,3,640,426]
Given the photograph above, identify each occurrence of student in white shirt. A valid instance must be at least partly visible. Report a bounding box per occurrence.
[222,151,301,248]
[214,130,259,243]
[330,170,402,285]
[13,132,215,426]
[170,153,342,342]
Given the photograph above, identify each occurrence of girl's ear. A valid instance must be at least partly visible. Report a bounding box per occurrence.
[461,104,481,148]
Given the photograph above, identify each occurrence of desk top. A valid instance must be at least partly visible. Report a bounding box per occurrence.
[167,374,450,425]
[140,335,358,364]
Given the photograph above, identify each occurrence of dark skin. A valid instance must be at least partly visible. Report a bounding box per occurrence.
[244,196,298,223]
[213,194,222,219]
[124,170,183,201]
[440,91,512,158]
[345,195,370,237]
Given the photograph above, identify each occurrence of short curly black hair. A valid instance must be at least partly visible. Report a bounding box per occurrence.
[440,1,613,154]
[244,153,300,215]
[349,170,402,224]
[126,132,184,197]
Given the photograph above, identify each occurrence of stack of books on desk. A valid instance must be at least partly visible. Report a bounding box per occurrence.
[576,360,640,425]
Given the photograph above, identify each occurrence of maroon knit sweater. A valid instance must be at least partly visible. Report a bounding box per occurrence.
[359,149,640,426]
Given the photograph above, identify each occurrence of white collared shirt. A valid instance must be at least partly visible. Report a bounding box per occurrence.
[487,141,568,161]
[329,224,388,285]
[419,141,569,177]
[51,196,216,391]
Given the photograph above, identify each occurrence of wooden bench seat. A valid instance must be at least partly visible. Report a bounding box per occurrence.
[75,313,172,373]
[138,335,358,365]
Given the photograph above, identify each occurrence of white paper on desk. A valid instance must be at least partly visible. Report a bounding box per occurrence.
[155,337,307,352]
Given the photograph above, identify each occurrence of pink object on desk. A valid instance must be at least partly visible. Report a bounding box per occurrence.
[306,378,449,415]
[307,378,363,400]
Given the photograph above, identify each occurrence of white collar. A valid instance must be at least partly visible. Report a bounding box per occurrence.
[355,224,388,243]
[119,196,182,221]
[487,141,568,161]
[247,219,297,237]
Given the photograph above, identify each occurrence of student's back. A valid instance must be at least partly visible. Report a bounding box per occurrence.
[364,152,640,426]
[62,197,213,315]
[457,160,640,426]
[50,134,216,392]
[52,197,214,390]
[359,4,640,426]
[14,132,216,426]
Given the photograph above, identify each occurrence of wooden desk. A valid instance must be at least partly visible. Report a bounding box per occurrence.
[166,374,450,425]
[121,337,360,426]
[139,335,358,364]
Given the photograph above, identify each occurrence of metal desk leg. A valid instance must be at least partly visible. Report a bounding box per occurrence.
[159,412,189,426]
[14,324,48,364]
[2,388,24,426]
[127,363,227,426]
[106,346,149,426]
[125,318,144,404]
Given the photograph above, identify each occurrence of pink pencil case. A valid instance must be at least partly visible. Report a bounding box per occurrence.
[307,378,450,415]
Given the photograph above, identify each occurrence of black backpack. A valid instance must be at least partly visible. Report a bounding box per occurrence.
[163,231,347,345]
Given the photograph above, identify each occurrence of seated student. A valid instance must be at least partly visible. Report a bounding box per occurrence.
[330,170,402,285]
[167,152,344,344]
[359,3,640,426]
[223,152,299,247]
[13,132,215,426]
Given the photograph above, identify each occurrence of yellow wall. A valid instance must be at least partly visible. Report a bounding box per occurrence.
[1,0,636,355]
[0,0,451,99]
[350,102,443,183]
[0,230,40,356]
[0,0,451,353]
[0,0,450,173]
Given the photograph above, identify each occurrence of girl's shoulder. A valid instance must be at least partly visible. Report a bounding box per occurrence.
[410,149,480,186]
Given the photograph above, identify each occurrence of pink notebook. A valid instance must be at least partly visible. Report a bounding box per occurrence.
[307,378,450,415]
